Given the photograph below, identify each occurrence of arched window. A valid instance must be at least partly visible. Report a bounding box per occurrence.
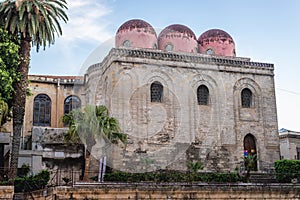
[241,88,252,108]
[151,81,163,102]
[33,94,51,126]
[64,95,81,115]
[197,85,209,105]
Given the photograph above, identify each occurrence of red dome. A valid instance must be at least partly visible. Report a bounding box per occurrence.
[198,29,236,57]
[115,19,157,49]
[158,24,198,53]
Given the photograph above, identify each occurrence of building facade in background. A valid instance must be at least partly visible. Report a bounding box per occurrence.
[279,129,300,160]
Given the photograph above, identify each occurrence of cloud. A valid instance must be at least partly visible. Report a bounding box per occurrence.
[60,0,113,45]
[29,0,115,76]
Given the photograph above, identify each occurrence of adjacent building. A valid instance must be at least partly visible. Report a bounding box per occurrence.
[279,128,300,160]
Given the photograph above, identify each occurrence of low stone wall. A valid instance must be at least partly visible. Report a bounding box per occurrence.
[51,183,300,200]
[4,183,300,199]
[0,186,14,199]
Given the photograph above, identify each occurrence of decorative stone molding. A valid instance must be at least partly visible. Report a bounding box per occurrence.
[102,48,273,70]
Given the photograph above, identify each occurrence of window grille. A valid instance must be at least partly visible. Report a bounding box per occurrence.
[241,88,252,108]
[151,82,163,102]
[64,95,81,115]
[197,85,209,105]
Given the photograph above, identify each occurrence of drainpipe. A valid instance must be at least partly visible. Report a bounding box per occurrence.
[56,79,60,127]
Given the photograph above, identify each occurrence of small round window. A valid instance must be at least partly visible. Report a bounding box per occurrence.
[206,49,214,55]
[123,40,131,47]
[165,44,173,51]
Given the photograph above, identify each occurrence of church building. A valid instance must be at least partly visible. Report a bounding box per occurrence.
[3,19,280,173]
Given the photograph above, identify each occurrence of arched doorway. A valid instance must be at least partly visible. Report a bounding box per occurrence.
[243,134,257,171]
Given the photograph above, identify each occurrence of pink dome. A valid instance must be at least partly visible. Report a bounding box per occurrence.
[158,24,198,53]
[198,29,236,57]
[115,19,157,49]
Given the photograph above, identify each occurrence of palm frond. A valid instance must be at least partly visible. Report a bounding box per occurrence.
[0,0,68,51]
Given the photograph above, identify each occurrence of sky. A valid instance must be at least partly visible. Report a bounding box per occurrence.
[28,0,300,131]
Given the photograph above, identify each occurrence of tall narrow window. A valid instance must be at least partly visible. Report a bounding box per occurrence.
[64,95,81,115]
[197,85,209,105]
[151,81,163,102]
[241,88,252,108]
[33,94,51,126]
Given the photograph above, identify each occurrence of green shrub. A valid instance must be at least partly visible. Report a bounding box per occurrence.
[17,163,30,177]
[274,159,300,183]
[14,169,50,192]
[103,170,242,183]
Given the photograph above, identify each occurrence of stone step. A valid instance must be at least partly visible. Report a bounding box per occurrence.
[249,173,277,183]
[13,193,24,200]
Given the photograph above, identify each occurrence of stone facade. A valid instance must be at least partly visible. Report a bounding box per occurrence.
[1,20,281,173]
[279,129,300,160]
[4,46,280,173]
[83,48,279,172]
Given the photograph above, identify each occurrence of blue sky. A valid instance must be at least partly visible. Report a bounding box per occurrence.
[29,0,300,131]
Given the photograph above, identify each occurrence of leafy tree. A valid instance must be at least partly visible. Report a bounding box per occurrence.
[0,99,8,127]
[0,0,68,178]
[0,26,19,127]
[62,105,127,181]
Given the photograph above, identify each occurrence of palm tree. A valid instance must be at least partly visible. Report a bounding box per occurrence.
[62,105,127,181]
[243,154,257,182]
[0,0,68,178]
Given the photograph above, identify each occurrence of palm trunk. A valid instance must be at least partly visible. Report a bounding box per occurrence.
[83,149,91,181]
[9,35,31,179]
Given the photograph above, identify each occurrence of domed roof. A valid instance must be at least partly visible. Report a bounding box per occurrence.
[158,24,198,53]
[115,19,157,49]
[198,29,236,57]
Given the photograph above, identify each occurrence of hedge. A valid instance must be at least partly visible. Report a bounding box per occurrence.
[101,170,242,183]
[14,170,50,192]
[274,159,300,183]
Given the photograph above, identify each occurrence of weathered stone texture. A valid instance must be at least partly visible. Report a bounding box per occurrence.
[17,48,280,173]
[0,186,14,199]
[51,185,300,200]
[87,48,279,172]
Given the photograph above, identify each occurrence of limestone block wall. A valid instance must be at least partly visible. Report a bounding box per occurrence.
[0,186,14,199]
[52,185,300,200]
[87,48,280,172]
